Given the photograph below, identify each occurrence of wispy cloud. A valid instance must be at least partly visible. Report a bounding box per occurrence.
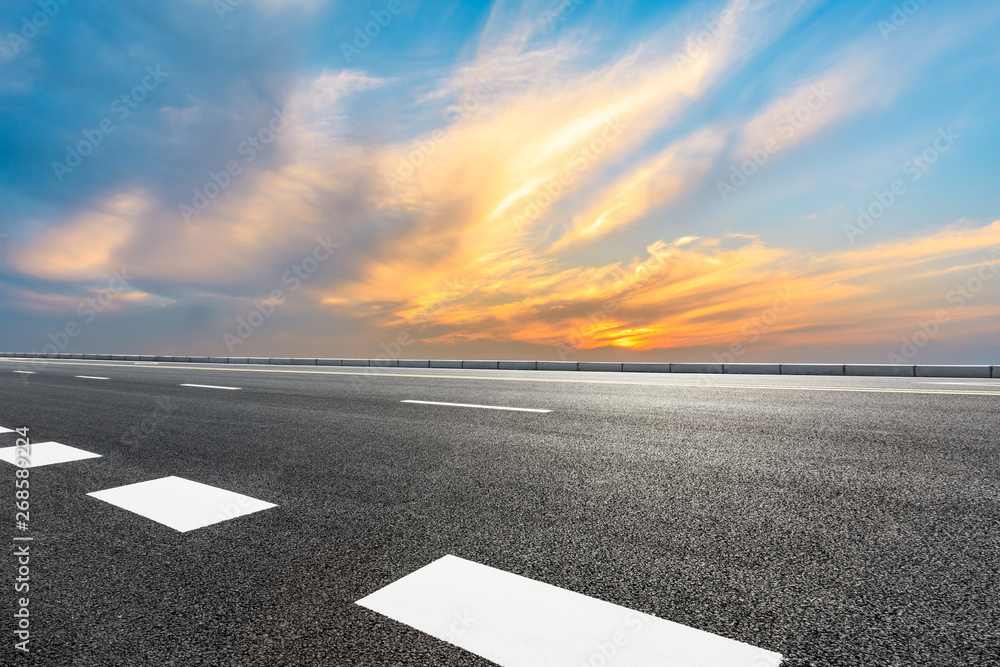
[553,127,728,248]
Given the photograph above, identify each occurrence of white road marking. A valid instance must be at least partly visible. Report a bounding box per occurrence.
[134,361,159,365]
[0,441,102,467]
[76,375,110,380]
[88,476,277,532]
[401,400,550,413]
[922,381,998,386]
[0,426,14,434]
[180,383,241,390]
[358,555,782,667]
[12,371,34,374]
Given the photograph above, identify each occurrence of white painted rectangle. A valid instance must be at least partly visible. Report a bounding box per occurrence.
[357,555,782,667]
[76,376,110,380]
[88,476,276,532]
[0,441,102,467]
[401,400,550,413]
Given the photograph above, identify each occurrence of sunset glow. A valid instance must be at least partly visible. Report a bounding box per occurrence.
[2,0,998,363]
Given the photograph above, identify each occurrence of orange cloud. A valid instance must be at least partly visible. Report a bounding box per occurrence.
[336,0,809,307]
[9,190,146,281]
[335,221,1000,355]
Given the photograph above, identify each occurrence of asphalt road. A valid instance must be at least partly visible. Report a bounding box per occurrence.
[0,359,998,666]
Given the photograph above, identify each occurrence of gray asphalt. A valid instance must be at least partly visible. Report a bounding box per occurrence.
[1,359,998,666]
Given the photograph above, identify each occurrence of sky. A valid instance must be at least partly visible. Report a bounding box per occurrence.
[1,0,999,363]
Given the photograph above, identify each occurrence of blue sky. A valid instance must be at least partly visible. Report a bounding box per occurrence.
[2,0,999,362]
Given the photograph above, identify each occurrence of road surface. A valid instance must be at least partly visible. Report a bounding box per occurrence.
[0,358,997,666]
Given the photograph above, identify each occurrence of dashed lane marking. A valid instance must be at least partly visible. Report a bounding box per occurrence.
[401,400,550,413]
[921,381,999,386]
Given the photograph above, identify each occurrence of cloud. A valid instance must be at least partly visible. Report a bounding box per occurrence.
[5,0,817,304]
[294,69,385,132]
[338,219,1000,356]
[552,126,728,248]
[334,0,818,296]
[2,0,998,362]
[731,56,892,160]
[8,190,148,281]
[5,68,382,292]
